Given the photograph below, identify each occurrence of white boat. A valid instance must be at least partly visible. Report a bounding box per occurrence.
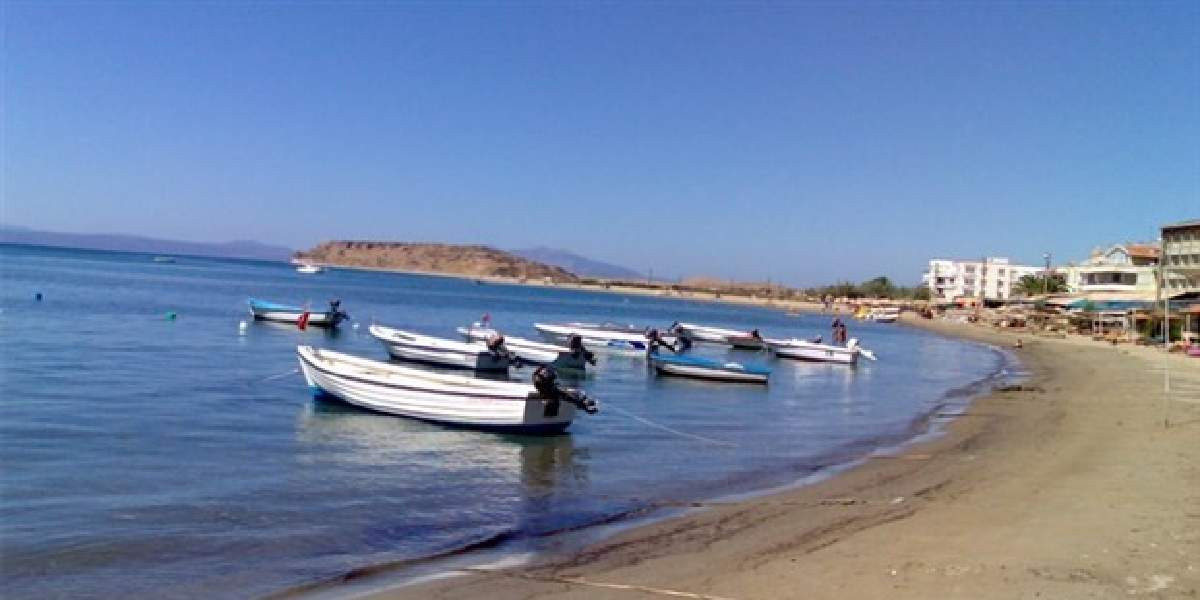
[296,263,324,274]
[869,307,901,323]
[370,324,512,371]
[534,322,673,356]
[249,298,347,328]
[649,352,770,384]
[768,337,870,365]
[673,322,766,350]
[296,346,596,434]
[457,324,594,370]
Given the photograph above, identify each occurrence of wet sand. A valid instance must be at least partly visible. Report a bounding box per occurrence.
[362,317,1199,600]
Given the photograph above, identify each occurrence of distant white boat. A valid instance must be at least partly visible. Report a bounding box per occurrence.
[457,323,594,370]
[869,307,901,323]
[296,263,324,274]
[370,324,512,371]
[534,322,672,356]
[296,346,596,434]
[152,256,175,263]
[767,337,874,365]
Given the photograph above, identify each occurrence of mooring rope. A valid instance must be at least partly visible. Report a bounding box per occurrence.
[253,368,300,384]
[604,403,737,448]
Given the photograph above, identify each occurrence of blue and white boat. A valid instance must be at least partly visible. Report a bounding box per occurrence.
[649,353,771,384]
[297,346,597,434]
[248,298,347,328]
[370,324,513,371]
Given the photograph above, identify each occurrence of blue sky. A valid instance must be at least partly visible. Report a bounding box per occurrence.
[3,2,1197,285]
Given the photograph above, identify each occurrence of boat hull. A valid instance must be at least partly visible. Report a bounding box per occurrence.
[770,342,859,365]
[652,360,769,383]
[371,325,511,371]
[250,307,343,327]
[534,323,664,357]
[458,327,588,370]
[297,347,574,433]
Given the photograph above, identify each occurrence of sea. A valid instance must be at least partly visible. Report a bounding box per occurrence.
[0,244,1013,599]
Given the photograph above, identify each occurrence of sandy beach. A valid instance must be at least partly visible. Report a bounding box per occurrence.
[364,318,1199,600]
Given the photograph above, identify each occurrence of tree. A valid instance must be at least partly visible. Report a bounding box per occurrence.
[859,276,896,298]
[1012,274,1067,296]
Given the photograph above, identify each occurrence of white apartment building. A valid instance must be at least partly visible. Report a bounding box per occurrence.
[923,257,1042,303]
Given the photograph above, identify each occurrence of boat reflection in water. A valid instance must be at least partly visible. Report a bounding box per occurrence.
[295,399,589,501]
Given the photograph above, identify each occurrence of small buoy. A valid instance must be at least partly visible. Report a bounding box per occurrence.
[34,292,43,301]
[165,312,177,321]
[238,320,248,335]
[352,322,360,330]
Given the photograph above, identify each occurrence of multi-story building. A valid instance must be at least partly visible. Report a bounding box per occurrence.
[1161,219,1200,298]
[923,257,1042,303]
[1061,243,1160,296]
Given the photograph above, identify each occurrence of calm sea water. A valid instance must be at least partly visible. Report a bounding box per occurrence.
[0,244,1008,599]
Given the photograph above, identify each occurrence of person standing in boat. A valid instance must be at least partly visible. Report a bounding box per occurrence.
[831,317,843,344]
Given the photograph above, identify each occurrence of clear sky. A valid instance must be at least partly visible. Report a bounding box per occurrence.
[3,2,1197,285]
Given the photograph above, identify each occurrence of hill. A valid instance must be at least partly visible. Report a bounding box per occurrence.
[510,246,643,279]
[0,225,292,261]
[296,241,579,283]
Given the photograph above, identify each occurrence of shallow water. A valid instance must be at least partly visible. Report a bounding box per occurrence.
[0,244,1005,598]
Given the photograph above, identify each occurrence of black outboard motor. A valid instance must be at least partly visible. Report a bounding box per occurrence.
[567,334,597,365]
[486,334,522,368]
[329,299,348,324]
[532,366,598,414]
[645,328,679,354]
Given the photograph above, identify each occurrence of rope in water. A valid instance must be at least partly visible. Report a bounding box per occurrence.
[253,368,300,384]
[603,403,737,448]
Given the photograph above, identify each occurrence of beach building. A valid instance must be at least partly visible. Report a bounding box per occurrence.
[1161,220,1200,343]
[1060,243,1160,297]
[1161,220,1200,298]
[923,257,1042,303]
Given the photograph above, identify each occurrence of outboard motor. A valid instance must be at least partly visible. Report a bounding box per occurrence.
[645,328,678,354]
[329,299,348,324]
[487,334,521,367]
[532,366,597,414]
[847,338,859,351]
[567,334,596,365]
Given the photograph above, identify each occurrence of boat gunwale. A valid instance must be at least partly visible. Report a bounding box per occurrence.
[298,347,535,398]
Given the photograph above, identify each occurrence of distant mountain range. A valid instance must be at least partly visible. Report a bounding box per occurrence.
[510,246,643,280]
[0,225,293,261]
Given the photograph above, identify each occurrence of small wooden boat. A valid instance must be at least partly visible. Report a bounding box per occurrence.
[767,337,874,365]
[649,352,770,384]
[296,346,597,433]
[534,323,672,356]
[370,324,512,371]
[672,322,766,350]
[458,323,594,370]
[249,298,347,328]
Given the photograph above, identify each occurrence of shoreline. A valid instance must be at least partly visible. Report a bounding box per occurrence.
[280,326,1016,600]
[355,316,1199,600]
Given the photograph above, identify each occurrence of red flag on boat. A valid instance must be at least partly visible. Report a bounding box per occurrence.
[298,311,310,330]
